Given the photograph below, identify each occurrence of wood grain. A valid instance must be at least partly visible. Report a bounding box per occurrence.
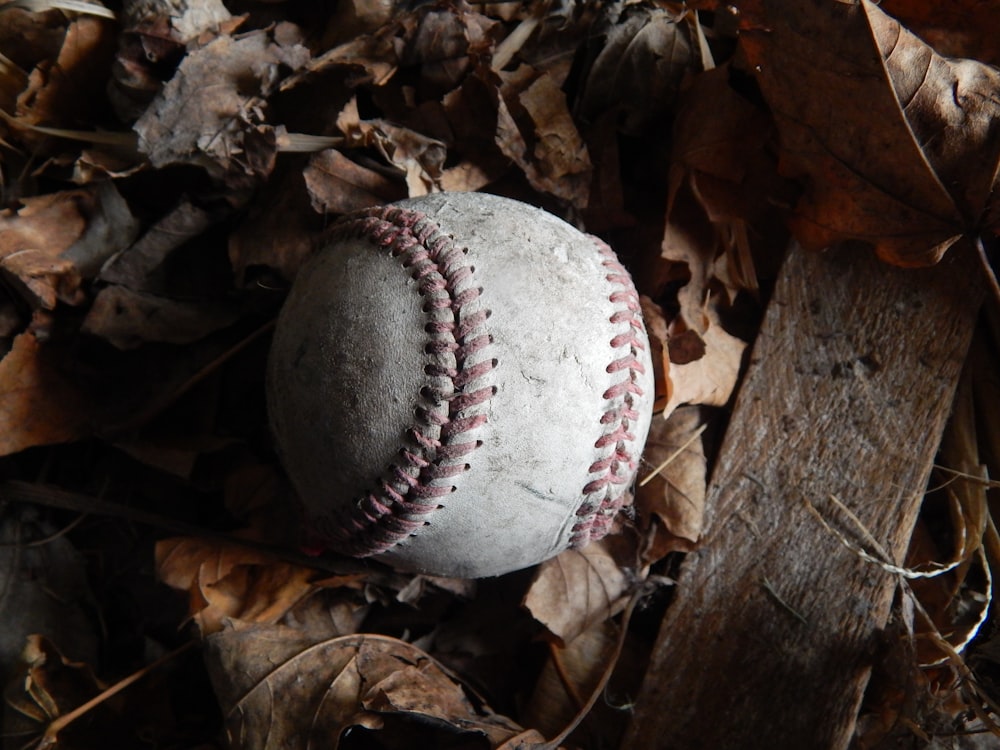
[623,241,985,749]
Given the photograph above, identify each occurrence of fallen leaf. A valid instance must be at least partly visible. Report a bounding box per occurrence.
[135,29,310,184]
[4,635,117,748]
[513,72,592,209]
[204,623,528,749]
[663,298,746,418]
[522,620,620,744]
[523,534,639,646]
[304,148,406,215]
[0,508,99,681]
[0,332,95,455]
[573,3,695,136]
[228,162,321,285]
[336,96,447,196]
[738,0,1000,266]
[82,285,240,350]
[13,13,115,143]
[0,186,111,311]
[639,295,670,412]
[635,406,707,561]
[155,537,318,635]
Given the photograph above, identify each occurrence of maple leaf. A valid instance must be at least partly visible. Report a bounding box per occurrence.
[738,0,1000,267]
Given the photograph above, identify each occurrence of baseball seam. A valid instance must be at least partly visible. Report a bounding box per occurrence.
[569,239,648,547]
[317,206,496,557]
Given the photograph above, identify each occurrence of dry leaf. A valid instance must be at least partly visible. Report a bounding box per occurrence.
[228,163,320,285]
[82,285,240,350]
[573,3,694,136]
[635,406,707,561]
[3,635,116,747]
[738,0,1000,266]
[155,537,317,635]
[523,534,638,646]
[336,96,447,196]
[0,508,99,681]
[522,620,624,745]
[513,72,591,210]
[0,186,123,311]
[0,332,95,455]
[135,29,310,183]
[204,623,528,749]
[663,299,746,418]
[304,148,406,215]
[13,13,115,143]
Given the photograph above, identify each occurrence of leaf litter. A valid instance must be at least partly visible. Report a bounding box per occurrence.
[0,0,997,748]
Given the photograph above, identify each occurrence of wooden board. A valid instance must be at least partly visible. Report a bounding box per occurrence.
[623,241,985,749]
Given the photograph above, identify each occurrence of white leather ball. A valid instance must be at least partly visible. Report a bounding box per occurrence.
[267,192,654,578]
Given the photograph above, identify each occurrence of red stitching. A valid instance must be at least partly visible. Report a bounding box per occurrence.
[314,206,496,556]
[570,238,648,547]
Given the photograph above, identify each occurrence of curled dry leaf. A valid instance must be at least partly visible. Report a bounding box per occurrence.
[155,537,317,635]
[135,28,310,183]
[204,623,528,750]
[738,0,1000,266]
[12,12,115,146]
[3,635,115,747]
[0,186,125,312]
[523,534,638,646]
[82,285,240,350]
[336,96,447,196]
[670,65,785,294]
[663,299,747,419]
[635,406,707,562]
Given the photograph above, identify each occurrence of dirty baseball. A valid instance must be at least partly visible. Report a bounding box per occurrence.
[267,192,655,578]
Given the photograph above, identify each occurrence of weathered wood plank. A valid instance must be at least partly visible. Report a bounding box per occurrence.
[623,241,984,749]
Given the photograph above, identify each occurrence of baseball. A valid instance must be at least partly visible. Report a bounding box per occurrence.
[267,192,655,578]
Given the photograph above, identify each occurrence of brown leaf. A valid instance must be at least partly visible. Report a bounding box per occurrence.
[0,509,99,680]
[522,620,620,743]
[155,537,317,635]
[523,534,638,646]
[228,164,320,285]
[663,298,746,418]
[738,0,1000,266]
[135,29,309,183]
[573,3,695,136]
[635,406,707,561]
[82,285,240,350]
[203,624,527,749]
[336,96,447,196]
[304,148,406,215]
[0,333,96,455]
[13,14,115,144]
[514,72,592,209]
[4,635,114,746]
[0,188,95,310]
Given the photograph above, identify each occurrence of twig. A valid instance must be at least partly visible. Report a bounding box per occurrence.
[760,576,808,626]
[41,641,197,746]
[536,585,648,750]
